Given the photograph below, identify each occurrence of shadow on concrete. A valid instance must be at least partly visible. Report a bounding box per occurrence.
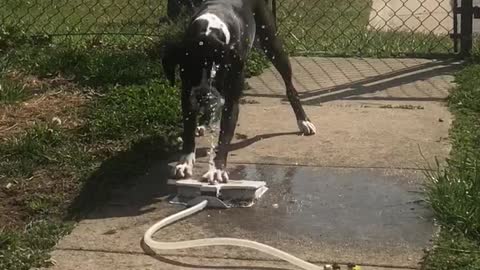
[245,59,463,104]
[301,60,462,105]
[66,135,180,220]
[197,131,300,158]
[228,132,301,151]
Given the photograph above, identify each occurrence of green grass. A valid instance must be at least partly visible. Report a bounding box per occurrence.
[423,64,480,269]
[423,231,480,269]
[0,124,66,178]
[0,0,166,35]
[0,221,73,270]
[85,80,181,140]
[274,0,452,56]
[1,0,454,57]
[0,124,91,179]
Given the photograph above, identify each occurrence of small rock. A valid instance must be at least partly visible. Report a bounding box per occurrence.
[103,229,117,235]
[5,183,12,189]
[272,203,279,209]
[52,117,62,125]
[44,258,57,266]
[438,118,444,122]
[324,264,333,270]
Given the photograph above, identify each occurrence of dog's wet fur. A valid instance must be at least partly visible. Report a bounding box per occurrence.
[162,0,316,183]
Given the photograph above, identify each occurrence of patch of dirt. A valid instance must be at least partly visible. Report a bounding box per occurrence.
[0,91,88,139]
[6,71,76,93]
[0,169,80,229]
[379,104,425,110]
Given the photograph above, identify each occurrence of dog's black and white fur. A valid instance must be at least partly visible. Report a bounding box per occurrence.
[163,0,316,183]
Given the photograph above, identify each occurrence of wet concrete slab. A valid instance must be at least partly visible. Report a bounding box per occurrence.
[51,163,435,269]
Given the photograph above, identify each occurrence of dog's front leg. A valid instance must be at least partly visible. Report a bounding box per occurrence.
[202,98,239,184]
[175,89,198,179]
[254,0,316,135]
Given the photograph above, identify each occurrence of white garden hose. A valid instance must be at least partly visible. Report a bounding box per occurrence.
[143,199,324,270]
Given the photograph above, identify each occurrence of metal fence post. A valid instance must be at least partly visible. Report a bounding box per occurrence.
[272,0,277,28]
[461,0,473,56]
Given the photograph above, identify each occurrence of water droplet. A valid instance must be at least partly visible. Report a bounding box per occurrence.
[261,25,266,29]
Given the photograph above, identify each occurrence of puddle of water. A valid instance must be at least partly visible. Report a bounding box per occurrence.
[204,164,434,247]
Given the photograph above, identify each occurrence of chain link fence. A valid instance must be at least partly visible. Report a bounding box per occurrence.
[0,0,456,56]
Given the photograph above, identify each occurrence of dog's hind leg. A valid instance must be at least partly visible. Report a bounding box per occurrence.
[196,112,209,137]
[253,1,316,135]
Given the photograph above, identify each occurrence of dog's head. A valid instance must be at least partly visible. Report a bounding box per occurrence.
[162,31,230,124]
[161,12,234,86]
[161,34,229,86]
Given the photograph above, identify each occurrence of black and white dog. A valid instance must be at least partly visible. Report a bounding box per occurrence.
[162,0,316,183]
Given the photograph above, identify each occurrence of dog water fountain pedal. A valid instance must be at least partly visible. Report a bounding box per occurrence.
[167,178,269,208]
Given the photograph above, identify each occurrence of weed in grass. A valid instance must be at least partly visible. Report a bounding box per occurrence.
[425,155,480,239]
[450,65,480,113]
[0,76,27,104]
[25,194,63,218]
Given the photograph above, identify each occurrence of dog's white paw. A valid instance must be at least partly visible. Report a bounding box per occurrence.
[174,153,195,178]
[195,125,206,137]
[297,120,316,135]
[202,168,229,184]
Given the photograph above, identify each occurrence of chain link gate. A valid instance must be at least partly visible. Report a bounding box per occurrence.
[0,0,468,57]
[451,0,480,56]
